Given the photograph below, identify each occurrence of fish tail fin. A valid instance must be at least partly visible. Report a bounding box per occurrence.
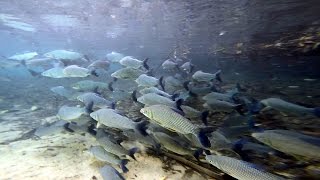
[20,60,26,67]
[175,99,183,111]
[232,138,247,152]
[234,104,245,115]
[171,93,179,101]
[92,86,99,95]
[210,84,218,92]
[87,122,97,136]
[193,148,203,161]
[201,110,209,126]
[196,127,214,148]
[27,69,42,77]
[189,64,195,73]
[128,147,139,161]
[85,101,94,114]
[159,76,165,91]
[189,90,198,97]
[314,107,320,117]
[135,120,149,136]
[108,81,114,92]
[90,70,99,77]
[183,81,190,91]
[120,159,129,173]
[248,117,264,132]
[111,101,116,109]
[147,68,153,76]
[143,58,149,70]
[215,70,222,82]
[132,90,138,102]
[83,55,90,62]
[63,123,75,133]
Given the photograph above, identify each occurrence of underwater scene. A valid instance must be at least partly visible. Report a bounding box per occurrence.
[0,0,320,179]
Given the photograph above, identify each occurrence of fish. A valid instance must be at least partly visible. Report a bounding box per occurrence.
[34,120,69,137]
[111,67,146,80]
[99,165,125,180]
[252,130,320,160]
[123,130,159,149]
[162,59,179,70]
[44,50,87,61]
[90,108,148,136]
[88,146,129,173]
[135,74,164,89]
[22,57,59,69]
[41,67,67,78]
[180,61,195,74]
[140,105,213,147]
[63,65,97,77]
[136,93,182,109]
[87,60,110,71]
[97,136,139,160]
[203,99,243,114]
[56,105,91,121]
[139,87,174,99]
[150,131,202,160]
[205,155,285,180]
[192,70,222,82]
[164,76,184,92]
[50,86,74,99]
[106,51,125,63]
[180,105,209,124]
[77,92,115,109]
[71,80,110,91]
[202,91,237,102]
[260,98,320,117]
[183,81,218,97]
[8,52,38,61]
[119,56,149,70]
[207,131,232,150]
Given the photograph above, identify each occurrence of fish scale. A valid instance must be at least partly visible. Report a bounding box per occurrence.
[206,155,285,180]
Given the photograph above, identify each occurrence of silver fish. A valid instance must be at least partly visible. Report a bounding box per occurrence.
[71,80,109,91]
[50,86,73,99]
[203,92,236,102]
[44,50,86,61]
[119,56,148,69]
[137,93,178,107]
[162,60,178,70]
[8,52,38,61]
[206,155,285,180]
[63,65,94,78]
[203,99,242,113]
[252,130,320,160]
[140,105,212,147]
[41,67,67,78]
[139,87,172,99]
[56,105,88,121]
[135,74,163,88]
[150,131,201,159]
[180,62,194,73]
[260,98,320,117]
[97,136,139,160]
[77,92,114,109]
[99,165,125,180]
[90,109,148,136]
[88,146,129,173]
[87,60,110,71]
[111,67,146,80]
[192,70,222,82]
[106,51,125,63]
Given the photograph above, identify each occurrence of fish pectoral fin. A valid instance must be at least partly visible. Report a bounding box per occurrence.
[96,121,102,128]
[260,106,272,112]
